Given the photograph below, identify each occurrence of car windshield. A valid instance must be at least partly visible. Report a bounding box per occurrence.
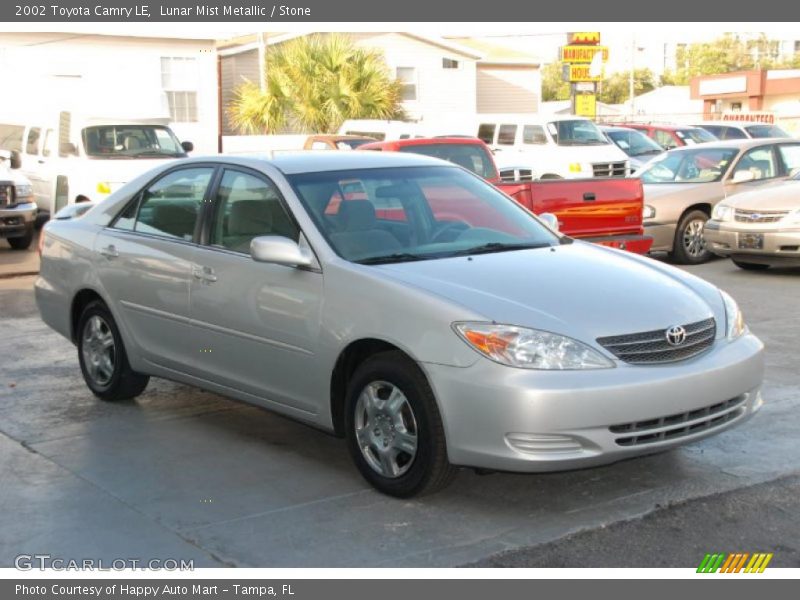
[675,128,718,144]
[82,125,186,158]
[744,124,791,138]
[547,119,609,146]
[288,166,559,264]
[396,143,498,179]
[606,129,664,157]
[639,148,739,184]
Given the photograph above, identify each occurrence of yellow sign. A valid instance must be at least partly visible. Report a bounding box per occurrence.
[561,45,609,63]
[575,94,597,118]
[569,32,601,45]
[568,64,603,82]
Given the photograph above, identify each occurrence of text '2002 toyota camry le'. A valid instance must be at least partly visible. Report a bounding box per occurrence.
[35,152,765,497]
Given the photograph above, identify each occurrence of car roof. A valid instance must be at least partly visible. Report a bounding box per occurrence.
[609,122,704,132]
[360,137,486,149]
[661,137,791,152]
[692,121,774,128]
[599,125,648,133]
[202,150,452,175]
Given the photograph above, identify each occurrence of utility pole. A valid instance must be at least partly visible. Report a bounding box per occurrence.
[629,35,635,118]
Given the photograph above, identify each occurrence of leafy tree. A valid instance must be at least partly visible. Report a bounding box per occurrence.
[598,69,656,104]
[541,61,571,102]
[229,34,405,134]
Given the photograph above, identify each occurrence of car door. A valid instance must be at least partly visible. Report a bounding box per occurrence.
[93,165,215,372]
[188,167,324,414]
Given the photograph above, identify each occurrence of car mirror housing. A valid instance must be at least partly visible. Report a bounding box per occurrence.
[539,212,560,232]
[250,235,313,268]
[181,141,194,153]
[731,170,756,184]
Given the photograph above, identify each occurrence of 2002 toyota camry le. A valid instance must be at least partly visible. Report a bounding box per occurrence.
[35,152,765,497]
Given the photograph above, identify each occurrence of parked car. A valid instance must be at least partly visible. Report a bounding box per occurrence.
[304,134,377,150]
[359,136,652,253]
[640,138,800,263]
[706,170,800,269]
[0,114,192,219]
[693,121,792,140]
[473,114,630,180]
[0,149,37,250]
[337,119,420,141]
[599,125,665,171]
[607,123,718,150]
[36,152,764,497]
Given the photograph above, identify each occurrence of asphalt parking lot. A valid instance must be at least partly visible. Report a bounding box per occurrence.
[1,240,798,567]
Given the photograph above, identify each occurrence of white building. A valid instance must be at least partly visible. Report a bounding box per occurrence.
[0,32,219,153]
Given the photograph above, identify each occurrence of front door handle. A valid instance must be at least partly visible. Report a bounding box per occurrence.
[99,244,119,258]
[192,264,217,283]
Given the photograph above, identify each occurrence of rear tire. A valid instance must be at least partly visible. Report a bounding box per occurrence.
[669,209,711,264]
[77,300,149,401]
[7,225,34,250]
[345,351,457,497]
[732,259,770,271]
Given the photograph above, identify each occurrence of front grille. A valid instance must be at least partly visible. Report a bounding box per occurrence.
[499,167,534,182]
[734,208,789,223]
[0,183,13,208]
[592,161,627,177]
[609,395,747,447]
[597,317,716,365]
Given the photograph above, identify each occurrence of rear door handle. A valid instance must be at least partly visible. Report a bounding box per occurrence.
[99,244,119,258]
[192,264,217,283]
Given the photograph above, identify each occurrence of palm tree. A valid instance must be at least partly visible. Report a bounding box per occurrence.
[229,34,405,134]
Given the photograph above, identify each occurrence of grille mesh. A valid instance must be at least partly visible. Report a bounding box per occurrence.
[592,161,627,177]
[734,208,789,223]
[610,395,747,447]
[597,317,716,365]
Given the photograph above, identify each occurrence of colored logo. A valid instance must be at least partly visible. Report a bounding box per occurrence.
[697,553,773,573]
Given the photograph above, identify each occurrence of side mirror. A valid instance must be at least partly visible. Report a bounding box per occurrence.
[539,212,560,232]
[731,170,756,184]
[59,142,78,156]
[181,141,194,153]
[250,236,313,268]
[9,150,22,170]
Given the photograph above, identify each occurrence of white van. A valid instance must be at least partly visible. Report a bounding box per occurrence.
[338,119,421,142]
[0,112,192,218]
[475,114,631,180]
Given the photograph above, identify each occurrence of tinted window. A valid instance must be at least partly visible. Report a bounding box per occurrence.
[477,123,495,144]
[497,124,517,146]
[122,167,213,240]
[547,119,607,145]
[733,147,777,180]
[606,129,663,158]
[82,125,185,158]
[522,125,547,145]
[396,143,498,179]
[744,124,791,138]
[721,127,747,140]
[210,170,298,253]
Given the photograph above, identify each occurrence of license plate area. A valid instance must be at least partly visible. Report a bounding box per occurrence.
[738,233,764,250]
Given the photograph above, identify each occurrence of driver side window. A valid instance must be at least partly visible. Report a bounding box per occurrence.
[733,147,776,181]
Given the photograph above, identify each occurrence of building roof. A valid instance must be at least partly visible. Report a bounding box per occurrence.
[445,37,540,66]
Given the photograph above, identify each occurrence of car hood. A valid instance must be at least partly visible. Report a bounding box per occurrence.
[722,180,800,211]
[375,242,720,346]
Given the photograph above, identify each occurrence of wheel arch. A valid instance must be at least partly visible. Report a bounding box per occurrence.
[70,288,107,343]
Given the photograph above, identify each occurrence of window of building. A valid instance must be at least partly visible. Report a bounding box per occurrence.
[730,102,742,112]
[396,67,417,101]
[161,57,199,122]
[442,58,459,69]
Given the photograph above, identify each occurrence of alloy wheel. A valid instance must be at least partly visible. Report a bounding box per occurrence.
[81,315,116,386]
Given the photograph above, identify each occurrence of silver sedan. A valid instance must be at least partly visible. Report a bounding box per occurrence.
[36,152,765,497]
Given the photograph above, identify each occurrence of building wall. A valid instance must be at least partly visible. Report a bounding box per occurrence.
[219,49,261,136]
[349,33,478,124]
[476,65,540,114]
[0,33,218,153]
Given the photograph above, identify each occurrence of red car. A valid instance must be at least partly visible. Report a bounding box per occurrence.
[606,123,717,150]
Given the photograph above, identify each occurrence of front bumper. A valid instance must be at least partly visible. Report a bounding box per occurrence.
[579,233,653,255]
[0,202,37,238]
[424,332,764,472]
[705,221,800,266]
[644,222,676,252]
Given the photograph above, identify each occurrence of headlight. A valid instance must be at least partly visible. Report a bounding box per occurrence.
[720,290,746,340]
[453,322,614,370]
[643,204,656,219]
[96,182,112,194]
[14,184,33,199]
[712,204,734,221]
[568,162,582,173]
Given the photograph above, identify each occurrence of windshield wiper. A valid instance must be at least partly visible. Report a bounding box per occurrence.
[447,242,552,257]
[356,252,429,265]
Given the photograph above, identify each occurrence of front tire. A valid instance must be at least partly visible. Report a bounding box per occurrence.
[7,225,34,250]
[732,259,770,271]
[77,300,149,401]
[670,209,711,264]
[345,351,457,497]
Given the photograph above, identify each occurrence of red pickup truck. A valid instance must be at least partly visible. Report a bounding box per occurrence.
[358,137,652,254]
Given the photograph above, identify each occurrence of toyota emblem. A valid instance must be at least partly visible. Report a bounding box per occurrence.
[665,325,687,346]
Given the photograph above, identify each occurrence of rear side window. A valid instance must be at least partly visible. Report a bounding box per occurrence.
[115,167,213,240]
[721,127,747,140]
[778,143,800,173]
[522,125,547,145]
[26,128,41,155]
[477,123,496,144]
[497,124,517,146]
[396,143,498,179]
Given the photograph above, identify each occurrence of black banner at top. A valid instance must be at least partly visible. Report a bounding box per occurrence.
[2,0,800,22]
